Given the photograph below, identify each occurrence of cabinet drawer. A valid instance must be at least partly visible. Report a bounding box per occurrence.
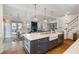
[37,37,49,42]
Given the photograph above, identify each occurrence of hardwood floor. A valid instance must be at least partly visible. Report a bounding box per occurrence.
[2,39,74,54]
[47,39,74,54]
[2,40,26,54]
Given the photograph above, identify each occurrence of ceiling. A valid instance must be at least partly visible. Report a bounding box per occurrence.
[4,4,79,17]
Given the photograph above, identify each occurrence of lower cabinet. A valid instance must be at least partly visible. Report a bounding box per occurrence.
[73,33,77,41]
[49,39,58,49]
[58,34,64,44]
[30,37,49,54]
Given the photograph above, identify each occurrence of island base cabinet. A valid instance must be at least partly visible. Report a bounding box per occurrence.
[23,34,64,54]
[30,37,49,54]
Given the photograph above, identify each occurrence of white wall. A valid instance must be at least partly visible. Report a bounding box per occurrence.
[0,5,4,53]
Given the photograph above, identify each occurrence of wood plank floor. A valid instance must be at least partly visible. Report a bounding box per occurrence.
[47,39,74,54]
[2,39,74,54]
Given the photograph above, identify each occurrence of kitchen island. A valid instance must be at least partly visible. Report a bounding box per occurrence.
[23,32,64,54]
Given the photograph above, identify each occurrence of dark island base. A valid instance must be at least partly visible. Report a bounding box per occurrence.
[23,34,64,54]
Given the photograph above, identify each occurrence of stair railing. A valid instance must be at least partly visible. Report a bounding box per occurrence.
[67,16,79,32]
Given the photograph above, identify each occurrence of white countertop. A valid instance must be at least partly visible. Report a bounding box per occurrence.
[64,38,79,54]
[23,32,62,41]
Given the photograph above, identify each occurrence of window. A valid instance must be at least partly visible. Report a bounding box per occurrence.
[18,23,22,31]
[11,22,22,34]
[12,23,17,34]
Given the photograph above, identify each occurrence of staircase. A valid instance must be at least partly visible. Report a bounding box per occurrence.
[66,16,79,39]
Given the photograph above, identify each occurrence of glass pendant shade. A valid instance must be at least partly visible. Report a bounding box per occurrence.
[44,18,48,23]
[64,14,68,20]
[44,20,47,23]
[33,16,38,21]
[4,16,11,23]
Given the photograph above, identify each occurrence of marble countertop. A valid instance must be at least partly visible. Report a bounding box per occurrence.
[64,38,79,54]
[23,32,62,41]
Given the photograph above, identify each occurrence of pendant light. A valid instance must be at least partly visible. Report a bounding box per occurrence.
[64,12,70,20]
[33,4,38,22]
[44,8,48,23]
[4,16,11,23]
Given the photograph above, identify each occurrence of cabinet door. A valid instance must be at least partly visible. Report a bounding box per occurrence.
[58,34,64,44]
[30,40,38,54]
[48,39,58,50]
[73,33,77,41]
[37,37,49,54]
